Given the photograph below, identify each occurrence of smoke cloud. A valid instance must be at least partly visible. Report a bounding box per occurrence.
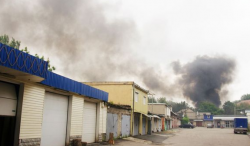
[0,1,237,105]
[0,0,176,96]
[0,0,138,81]
[172,56,236,107]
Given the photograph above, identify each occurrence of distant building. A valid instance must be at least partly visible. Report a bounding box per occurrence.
[171,111,181,128]
[177,109,196,124]
[203,114,213,126]
[177,109,211,127]
[148,103,172,131]
[245,110,250,130]
[237,100,250,105]
[213,115,247,128]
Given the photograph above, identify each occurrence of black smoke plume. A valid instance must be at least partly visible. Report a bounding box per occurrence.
[172,56,236,107]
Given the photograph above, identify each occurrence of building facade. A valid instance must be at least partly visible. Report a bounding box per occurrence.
[0,43,109,146]
[148,103,172,130]
[84,82,149,136]
[245,110,250,131]
[171,111,181,128]
[203,114,213,127]
[213,115,247,128]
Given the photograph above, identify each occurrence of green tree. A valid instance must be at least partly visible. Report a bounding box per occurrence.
[167,101,190,113]
[0,34,55,72]
[181,115,189,124]
[223,101,235,115]
[241,94,250,101]
[148,97,157,103]
[157,97,167,104]
[197,101,224,115]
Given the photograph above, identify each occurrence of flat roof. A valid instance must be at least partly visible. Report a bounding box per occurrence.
[84,81,149,93]
[213,115,246,117]
[148,103,172,107]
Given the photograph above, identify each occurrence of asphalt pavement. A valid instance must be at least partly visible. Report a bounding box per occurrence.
[104,128,250,146]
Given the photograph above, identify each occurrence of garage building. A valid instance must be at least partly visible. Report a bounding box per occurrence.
[0,43,108,146]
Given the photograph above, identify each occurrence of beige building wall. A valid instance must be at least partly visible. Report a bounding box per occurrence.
[148,104,165,115]
[19,83,45,139]
[247,112,250,131]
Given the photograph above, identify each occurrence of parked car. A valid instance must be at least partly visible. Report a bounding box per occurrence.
[207,124,213,128]
[179,124,195,128]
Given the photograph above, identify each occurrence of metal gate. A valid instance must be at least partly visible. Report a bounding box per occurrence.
[158,118,162,131]
[133,114,139,135]
[106,113,118,140]
[121,115,130,137]
[196,121,202,127]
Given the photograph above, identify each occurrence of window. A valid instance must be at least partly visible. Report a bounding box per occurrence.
[207,115,210,118]
[135,92,138,102]
[143,96,146,104]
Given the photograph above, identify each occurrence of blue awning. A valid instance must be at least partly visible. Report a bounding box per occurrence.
[41,71,108,101]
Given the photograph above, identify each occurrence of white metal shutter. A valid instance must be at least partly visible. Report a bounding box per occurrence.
[82,101,96,143]
[0,82,17,116]
[41,92,68,146]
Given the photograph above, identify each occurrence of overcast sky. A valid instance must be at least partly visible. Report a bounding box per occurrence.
[102,0,250,102]
[1,0,250,105]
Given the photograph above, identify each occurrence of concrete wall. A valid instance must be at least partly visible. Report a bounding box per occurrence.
[247,113,250,131]
[148,104,165,115]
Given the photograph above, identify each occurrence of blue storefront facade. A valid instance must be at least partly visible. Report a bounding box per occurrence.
[0,43,108,146]
[203,114,214,127]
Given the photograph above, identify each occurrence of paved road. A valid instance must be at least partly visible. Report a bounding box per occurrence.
[164,127,250,146]
[109,128,250,146]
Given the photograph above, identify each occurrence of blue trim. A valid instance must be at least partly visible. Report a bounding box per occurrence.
[41,71,108,101]
[0,43,48,78]
[0,43,108,101]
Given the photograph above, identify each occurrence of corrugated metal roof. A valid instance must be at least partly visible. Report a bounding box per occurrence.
[41,71,108,101]
[0,43,48,79]
[1,43,108,101]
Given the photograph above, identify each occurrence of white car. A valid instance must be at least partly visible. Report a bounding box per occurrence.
[207,124,213,128]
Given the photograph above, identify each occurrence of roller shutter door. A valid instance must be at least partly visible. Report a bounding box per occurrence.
[0,82,17,116]
[41,92,68,146]
[82,101,96,143]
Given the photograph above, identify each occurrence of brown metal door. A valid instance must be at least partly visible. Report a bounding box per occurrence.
[196,121,202,127]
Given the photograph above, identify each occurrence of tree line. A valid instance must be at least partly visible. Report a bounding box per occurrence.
[148,94,250,115]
